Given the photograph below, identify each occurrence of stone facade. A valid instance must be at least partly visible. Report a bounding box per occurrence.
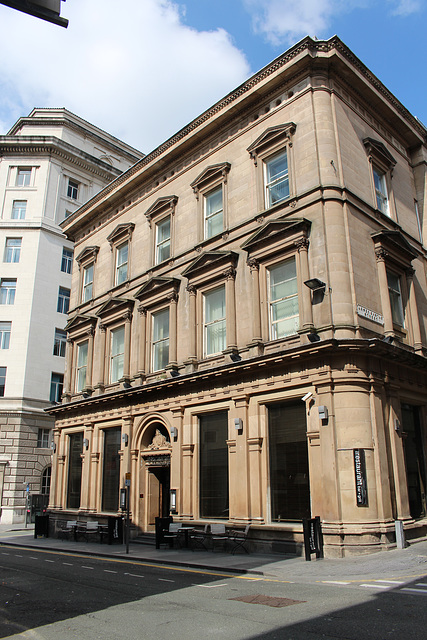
[48,38,427,556]
[0,109,142,523]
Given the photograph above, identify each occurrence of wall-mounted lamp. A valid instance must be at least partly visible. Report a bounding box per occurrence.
[307,332,321,343]
[304,278,326,292]
[83,438,89,451]
[50,442,56,453]
[394,418,401,433]
[122,433,129,446]
[170,489,177,514]
[170,426,178,440]
[234,418,243,433]
[382,335,395,344]
[302,391,313,402]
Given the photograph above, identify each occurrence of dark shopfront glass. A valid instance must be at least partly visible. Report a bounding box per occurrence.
[269,402,310,521]
[67,432,83,509]
[200,412,229,519]
[102,427,121,512]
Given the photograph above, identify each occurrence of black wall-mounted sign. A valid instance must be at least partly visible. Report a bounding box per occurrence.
[354,448,368,506]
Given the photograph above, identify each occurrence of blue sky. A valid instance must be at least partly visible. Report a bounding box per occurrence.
[0,0,425,152]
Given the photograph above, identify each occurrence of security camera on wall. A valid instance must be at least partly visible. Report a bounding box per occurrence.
[302,392,313,402]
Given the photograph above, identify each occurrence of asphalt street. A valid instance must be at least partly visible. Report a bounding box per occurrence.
[1,545,427,640]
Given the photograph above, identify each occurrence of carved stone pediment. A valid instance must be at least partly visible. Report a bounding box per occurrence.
[363,138,396,169]
[65,314,97,334]
[107,222,135,246]
[182,250,238,283]
[371,229,417,267]
[75,246,99,266]
[247,123,296,161]
[144,195,178,224]
[242,218,311,260]
[190,162,231,194]
[96,297,134,319]
[135,277,180,304]
[148,429,171,450]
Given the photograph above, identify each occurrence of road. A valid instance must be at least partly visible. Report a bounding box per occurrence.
[1,545,426,639]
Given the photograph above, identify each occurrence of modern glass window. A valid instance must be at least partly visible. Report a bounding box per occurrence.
[152,308,169,371]
[0,279,16,305]
[203,286,226,356]
[0,322,11,349]
[373,167,389,215]
[67,432,83,509]
[57,287,70,314]
[67,179,79,200]
[11,200,27,219]
[155,217,171,264]
[4,238,21,263]
[268,259,299,339]
[76,341,88,392]
[53,328,67,357]
[50,372,63,403]
[37,428,50,448]
[41,466,51,496]
[387,271,404,327]
[61,247,73,274]
[0,366,6,396]
[200,412,229,519]
[102,427,121,512]
[82,264,94,302]
[115,242,128,285]
[265,151,289,207]
[269,402,310,521]
[204,186,223,239]
[16,168,31,187]
[110,326,125,383]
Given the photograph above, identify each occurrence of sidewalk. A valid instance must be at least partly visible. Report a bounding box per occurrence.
[1,523,427,583]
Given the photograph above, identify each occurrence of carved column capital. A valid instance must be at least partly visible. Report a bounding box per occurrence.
[247,258,259,272]
[375,248,388,262]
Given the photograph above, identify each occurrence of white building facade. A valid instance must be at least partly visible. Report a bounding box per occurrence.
[0,109,142,523]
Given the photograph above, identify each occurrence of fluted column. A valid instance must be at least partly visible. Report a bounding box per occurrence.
[375,249,393,335]
[406,267,423,352]
[225,267,237,351]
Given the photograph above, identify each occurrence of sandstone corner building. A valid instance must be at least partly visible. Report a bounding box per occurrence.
[47,37,427,557]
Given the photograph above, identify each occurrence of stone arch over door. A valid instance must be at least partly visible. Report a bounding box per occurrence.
[134,415,172,532]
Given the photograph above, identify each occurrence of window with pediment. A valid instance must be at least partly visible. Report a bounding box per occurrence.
[144,196,177,266]
[372,229,420,346]
[182,250,238,363]
[135,277,180,377]
[107,223,135,287]
[64,314,97,396]
[242,218,313,348]
[247,123,296,212]
[190,163,231,242]
[364,138,396,218]
[76,246,99,304]
[96,297,134,388]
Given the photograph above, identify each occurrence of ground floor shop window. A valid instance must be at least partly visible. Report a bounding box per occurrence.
[102,427,121,512]
[199,412,229,518]
[67,432,83,509]
[268,402,310,521]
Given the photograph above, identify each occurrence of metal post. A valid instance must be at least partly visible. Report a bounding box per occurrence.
[126,485,130,554]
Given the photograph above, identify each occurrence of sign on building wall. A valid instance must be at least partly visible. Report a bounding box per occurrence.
[356,304,384,325]
[354,448,368,506]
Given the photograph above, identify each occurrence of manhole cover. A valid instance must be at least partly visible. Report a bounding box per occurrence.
[230,594,305,608]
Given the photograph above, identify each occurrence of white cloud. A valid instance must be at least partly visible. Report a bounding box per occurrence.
[0,0,250,152]
[242,0,422,44]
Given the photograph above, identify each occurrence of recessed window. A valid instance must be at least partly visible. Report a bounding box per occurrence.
[155,217,171,264]
[0,322,11,349]
[37,428,51,448]
[152,308,169,371]
[41,467,51,496]
[67,432,83,509]
[67,179,79,200]
[268,259,299,339]
[387,271,404,327]
[61,247,73,274]
[11,200,26,219]
[265,151,289,207]
[115,242,128,285]
[53,328,67,357]
[16,168,31,187]
[199,412,229,519]
[0,279,16,305]
[102,428,121,512]
[50,373,63,403]
[373,167,389,215]
[203,286,226,356]
[82,264,94,302]
[204,186,223,239]
[75,341,88,392]
[4,238,21,263]
[57,287,70,314]
[0,366,6,396]
[110,326,125,383]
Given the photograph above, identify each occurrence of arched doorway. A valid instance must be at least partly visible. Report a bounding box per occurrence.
[138,422,172,531]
